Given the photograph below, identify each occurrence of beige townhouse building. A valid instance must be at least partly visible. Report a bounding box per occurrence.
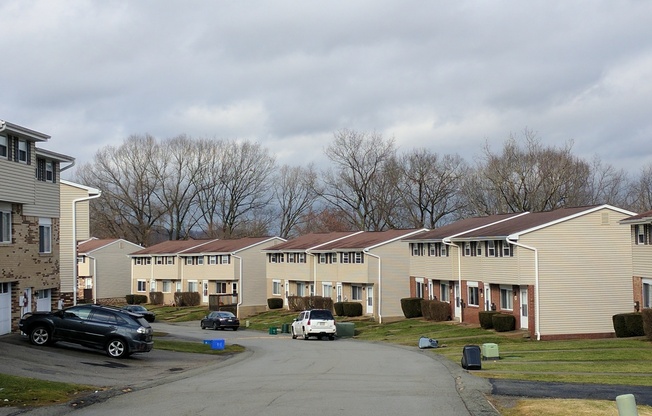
[130,237,284,317]
[620,209,652,311]
[408,205,635,340]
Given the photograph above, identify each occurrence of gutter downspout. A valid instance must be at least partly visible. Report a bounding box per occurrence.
[232,253,243,317]
[72,192,102,305]
[364,250,382,324]
[442,238,462,323]
[0,120,6,132]
[506,238,541,341]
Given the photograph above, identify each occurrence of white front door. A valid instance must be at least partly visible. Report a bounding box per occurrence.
[0,283,11,335]
[336,283,343,302]
[202,280,209,304]
[454,283,461,321]
[484,285,492,311]
[284,281,290,307]
[366,285,373,314]
[36,289,51,312]
[520,287,529,329]
[428,280,434,300]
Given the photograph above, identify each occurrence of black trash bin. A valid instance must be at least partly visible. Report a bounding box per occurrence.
[461,344,482,370]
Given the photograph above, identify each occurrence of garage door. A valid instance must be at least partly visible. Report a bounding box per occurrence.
[36,289,51,312]
[0,283,11,335]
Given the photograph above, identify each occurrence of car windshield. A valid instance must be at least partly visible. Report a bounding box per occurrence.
[310,310,333,320]
[130,306,146,312]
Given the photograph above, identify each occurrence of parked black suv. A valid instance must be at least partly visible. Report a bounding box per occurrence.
[19,304,154,358]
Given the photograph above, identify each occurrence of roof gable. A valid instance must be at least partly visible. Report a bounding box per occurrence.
[78,238,141,253]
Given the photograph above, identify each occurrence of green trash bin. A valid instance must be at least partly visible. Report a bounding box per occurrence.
[268,327,278,335]
[281,323,290,333]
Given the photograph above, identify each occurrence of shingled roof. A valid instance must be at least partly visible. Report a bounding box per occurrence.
[404,213,523,241]
[129,239,217,256]
[180,237,283,254]
[315,229,426,251]
[78,238,138,254]
[620,209,652,224]
[264,231,361,251]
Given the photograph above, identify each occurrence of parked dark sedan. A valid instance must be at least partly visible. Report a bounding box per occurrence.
[121,304,156,322]
[200,311,240,331]
[19,304,154,358]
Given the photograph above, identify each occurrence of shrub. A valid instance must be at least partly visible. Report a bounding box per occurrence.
[492,314,516,332]
[287,296,334,312]
[334,302,344,316]
[267,298,284,310]
[287,296,305,311]
[341,302,363,317]
[149,292,164,305]
[400,297,423,318]
[173,292,200,307]
[125,294,148,305]
[421,300,450,321]
[479,311,501,329]
[613,313,644,337]
[643,309,652,341]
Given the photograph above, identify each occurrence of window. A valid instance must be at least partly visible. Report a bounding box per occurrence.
[137,280,147,292]
[176,281,182,292]
[415,279,424,298]
[269,253,284,263]
[502,241,512,257]
[188,281,198,292]
[36,158,55,182]
[476,242,482,256]
[209,255,217,265]
[17,139,28,163]
[220,255,230,264]
[464,243,471,256]
[487,241,496,257]
[297,253,306,263]
[156,256,164,265]
[39,218,52,254]
[352,285,363,301]
[288,253,295,263]
[0,204,11,243]
[440,283,450,302]
[467,282,479,306]
[319,253,326,264]
[296,282,305,296]
[636,225,650,245]
[354,252,364,264]
[150,279,156,291]
[428,243,436,256]
[323,283,333,298]
[500,286,514,310]
[643,279,652,308]
[272,280,281,296]
[162,281,171,293]
[331,253,337,263]
[341,252,350,263]
[216,281,227,293]
[77,256,85,263]
[0,135,7,158]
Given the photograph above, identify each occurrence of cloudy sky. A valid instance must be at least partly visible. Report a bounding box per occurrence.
[2,1,651,177]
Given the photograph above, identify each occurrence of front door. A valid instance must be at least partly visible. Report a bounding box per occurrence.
[454,283,461,321]
[202,280,209,304]
[336,283,343,302]
[484,285,492,311]
[520,287,529,329]
[366,285,373,314]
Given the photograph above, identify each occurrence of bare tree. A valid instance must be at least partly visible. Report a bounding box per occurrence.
[76,134,165,246]
[464,130,591,214]
[273,164,320,238]
[320,129,396,231]
[583,156,631,207]
[397,149,468,228]
[196,139,276,238]
[628,163,652,213]
[153,135,205,240]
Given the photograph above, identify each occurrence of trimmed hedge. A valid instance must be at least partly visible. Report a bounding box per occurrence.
[400,297,423,318]
[173,292,200,307]
[643,309,652,341]
[267,297,284,309]
[287,296,334,312]
[421,300,451,321]
[126,294,148,305]
[339,302,363,317]
[479,311,501,329]
[613,313,644,337]
[149,292,164,305]
[492,314,516,332]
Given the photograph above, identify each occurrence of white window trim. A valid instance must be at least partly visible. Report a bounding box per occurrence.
[272,279,281,296]
[39,218,52,254]
[0,135,7,159]
[137,279,147,292]
[500,285,514,310]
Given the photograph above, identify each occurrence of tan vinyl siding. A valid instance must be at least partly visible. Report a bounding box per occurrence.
[631,228,652,278]
[372,242,412,320]
[23,181,59,217]
[0,159,36,205]
[520,208,633,337]
[91,241,142,299]
[59,184,92,294]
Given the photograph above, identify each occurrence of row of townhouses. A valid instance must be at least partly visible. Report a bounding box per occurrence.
[2,118,652,342]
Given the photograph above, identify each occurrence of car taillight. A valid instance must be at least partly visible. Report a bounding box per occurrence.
[307,320,311,325]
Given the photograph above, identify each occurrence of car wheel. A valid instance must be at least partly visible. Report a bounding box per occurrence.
[29,326,51,346]
[329,335,335,341]
[291,327,297,339]
[212,323,219,330]
[232,326,238,331]
[303,330,309,340]
[106,338,128,359]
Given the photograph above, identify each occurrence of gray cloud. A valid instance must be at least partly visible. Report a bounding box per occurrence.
[1,0,651,175]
